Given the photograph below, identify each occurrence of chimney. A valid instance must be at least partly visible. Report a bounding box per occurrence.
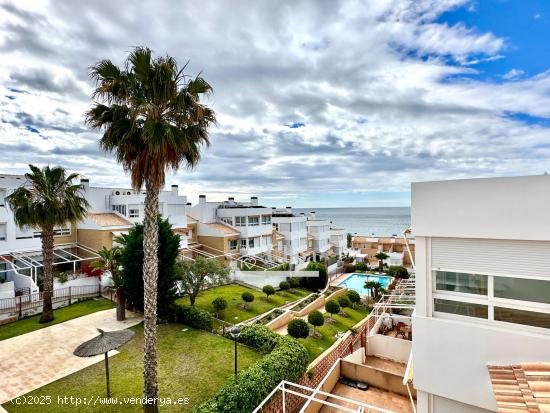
[310,211,316,220]
[250,196,258,206]
[171,184,178,195]
[228,197,235,206]
[199,195,206,205]
[286,206,292,214]
[80,178,89,191]
[186,202,191,206]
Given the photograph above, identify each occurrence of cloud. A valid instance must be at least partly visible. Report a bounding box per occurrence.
[0,0,548,207]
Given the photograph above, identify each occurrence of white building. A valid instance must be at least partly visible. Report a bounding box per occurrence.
[306,212,331,258]
[188,195,273,257]
[272,207,308,264]
[329,227,346,255]
[411,175,550,413]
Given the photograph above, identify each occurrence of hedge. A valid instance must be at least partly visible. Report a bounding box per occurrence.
[195,324,309,413]
[174,305,213,331]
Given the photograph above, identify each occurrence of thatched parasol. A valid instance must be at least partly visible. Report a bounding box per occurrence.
[74,328,134,397]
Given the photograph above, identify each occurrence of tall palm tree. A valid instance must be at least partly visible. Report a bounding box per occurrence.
[85,47,215,412]
[375,251,389,273]
[6,165,89,323]
[92,246,125,321]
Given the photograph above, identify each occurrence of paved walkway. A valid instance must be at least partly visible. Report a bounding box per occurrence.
[0,309,142,404]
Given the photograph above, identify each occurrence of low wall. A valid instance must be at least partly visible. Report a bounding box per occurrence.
[340,359,414,398]
[0,282,15,299]
[294,294,325,317]
[367,334,411,363]
[54,276,100,290]
[266,310,294,331]
[302,360,341,413]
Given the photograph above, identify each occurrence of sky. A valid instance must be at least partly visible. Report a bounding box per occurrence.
[0,0,549,208]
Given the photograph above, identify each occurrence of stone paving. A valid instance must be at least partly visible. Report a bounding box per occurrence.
[0,308,142,404]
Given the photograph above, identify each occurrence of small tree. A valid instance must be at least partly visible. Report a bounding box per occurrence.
[387,265,409,279]
[175,256,230,306]
[242,291,255,309]
[287,319,309,339]
[347,233,353,248]
[355,261,369,272]
[288,277,300,288]
[279,281,290,292]
[375,252,389,273]
[325,300,340,322]
[212,297,227,318]
[262,285,275,301]
[91,246,125,321]
[308,310,324,336]
[346,290,361,308]
[338,295,351,308]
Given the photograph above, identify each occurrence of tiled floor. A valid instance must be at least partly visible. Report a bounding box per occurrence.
[364,356,407,377]
[319,383,414,413]
[0,308,142,404]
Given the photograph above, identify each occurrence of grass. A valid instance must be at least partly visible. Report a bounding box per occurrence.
[301,306,370,361]
[0,298,114,341]
[3,323,261,413]
[176,284,310,323]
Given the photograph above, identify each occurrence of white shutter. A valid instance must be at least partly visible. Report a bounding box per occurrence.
[432,238,550,278]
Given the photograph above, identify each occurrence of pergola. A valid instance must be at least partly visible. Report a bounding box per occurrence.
[0,243,100,284]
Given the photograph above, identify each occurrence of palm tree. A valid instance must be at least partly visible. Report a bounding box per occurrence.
[85,47,215,412]
[6,165,89,323]
[92,246,125,321]
[375,251,389,273]
[364,280,378,299]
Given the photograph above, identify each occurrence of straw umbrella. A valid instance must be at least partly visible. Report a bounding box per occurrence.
[73,328,134,397]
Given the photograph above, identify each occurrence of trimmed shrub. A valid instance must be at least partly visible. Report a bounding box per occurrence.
[325,299,340,321]
[387,265,409,279]
[287,319,309,339]
[238,323,279,353]
[288,277,300,288]
[196,325,309,413]
[355,261,369,271]
[212,297,227,317]
[279,281,290,291]
[346,290,361,305]
[300,261,328,291]
[174,305,213,331]
[338,296,351,308]
[241,291,255,309]
[262,285,275,301]
[308,310,324,335]
[343,263,356,273]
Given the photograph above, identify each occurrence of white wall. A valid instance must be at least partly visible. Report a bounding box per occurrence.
[53,275,100,290]
[0,281,14,299]
[367,334,411,363]
[412,175,550,241]
[412,314,550,412]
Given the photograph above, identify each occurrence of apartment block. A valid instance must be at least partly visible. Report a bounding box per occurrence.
[411,175,550,413]
[272,207,309,264]
[306,212,331,259]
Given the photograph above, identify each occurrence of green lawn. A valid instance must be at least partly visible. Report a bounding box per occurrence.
[176,284,310,323]
[0,298,114,341]
[3,323,261,413]
[301,306,370,361]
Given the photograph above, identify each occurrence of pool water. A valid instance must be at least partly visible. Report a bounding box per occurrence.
[338,273,394,296]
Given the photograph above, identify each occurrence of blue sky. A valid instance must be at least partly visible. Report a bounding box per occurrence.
[0,0,549,208]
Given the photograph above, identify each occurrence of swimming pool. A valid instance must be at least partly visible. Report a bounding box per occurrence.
[338,273,394,296]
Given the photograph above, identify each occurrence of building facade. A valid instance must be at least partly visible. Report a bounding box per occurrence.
[306,212,331,259]
[272,207,309,264]
[411,175,550,413]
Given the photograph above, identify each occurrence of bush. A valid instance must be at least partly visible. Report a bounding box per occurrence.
[300,261,327,291]
[346,290,361,305]
[262,285,275,300]
[288,277,300,288]
[308,310,324,334]
[355,261,369,271]
[338,296,351,308]
[287,318,309,339]
[241,291,255,309]
[325,299,340,321]
[212,297,227,316]
[174,305,213,331]
[279,281,290,291]
[387,265,409,279]
[196,325,308,413]
[238,324,279,353]
[268,262,290,271]
[343,263,356,273]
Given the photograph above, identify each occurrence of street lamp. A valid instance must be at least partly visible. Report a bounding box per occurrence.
[230,325,241,377]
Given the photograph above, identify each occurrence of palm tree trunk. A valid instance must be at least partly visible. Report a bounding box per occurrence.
[40,224,55,323]
[379,260,383,274]
[143,182,160,413]
[116,287,126,321]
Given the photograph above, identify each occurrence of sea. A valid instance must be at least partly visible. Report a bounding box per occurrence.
[293,207,411,237]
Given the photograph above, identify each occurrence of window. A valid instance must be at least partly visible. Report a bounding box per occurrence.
[0,223,6,241]
[112,204,126,216]
[129,208,140,218]
[220,217,233,226]
[0,189,5,207]
[248,238,255,248]
[262,215,271,225]
[54,227,71,236]
[240,239,247,248]
[494,277,550,304]
[248,216,259,226]
[494,307,550,329]
[435,271,487,295]
[235,216,246,227]
[434,298,488,319]
[229,240,238,250]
